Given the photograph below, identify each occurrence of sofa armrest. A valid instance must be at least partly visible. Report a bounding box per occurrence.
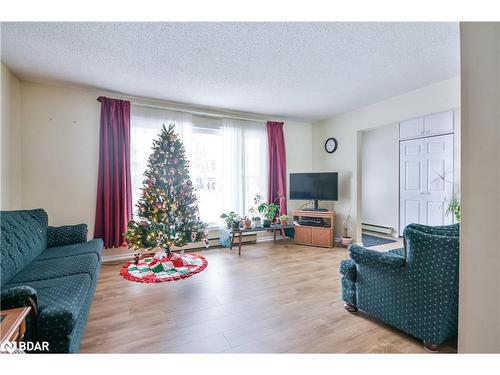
[1,286,39,340]
[1,285,38,312]
[349,244,405,268]
[47,224,88,247]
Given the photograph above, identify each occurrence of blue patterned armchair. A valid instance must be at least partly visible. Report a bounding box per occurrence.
[340,223,459,351]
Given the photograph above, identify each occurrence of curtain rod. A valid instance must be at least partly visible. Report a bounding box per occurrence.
[129,100,274,123]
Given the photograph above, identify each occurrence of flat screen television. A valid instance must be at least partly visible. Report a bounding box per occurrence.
[290,172,338,210]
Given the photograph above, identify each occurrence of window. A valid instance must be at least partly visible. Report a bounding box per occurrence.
[188,117,225,226]
[130,105,268,227]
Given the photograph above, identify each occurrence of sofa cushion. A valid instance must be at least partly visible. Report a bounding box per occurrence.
[7,274,93,338]
[37,239,104,261]
[47,224,89,248]
[7,253,99,284]
[0,209,48,287]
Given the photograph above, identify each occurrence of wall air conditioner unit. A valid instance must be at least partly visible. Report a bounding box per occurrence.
[362,223,393,236]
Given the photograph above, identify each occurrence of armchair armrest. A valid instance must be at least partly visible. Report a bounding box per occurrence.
[349,244,405,268]
[340,258,357,281]
[47,224,88,247]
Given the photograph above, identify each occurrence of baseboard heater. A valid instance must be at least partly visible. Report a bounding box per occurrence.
[362,223,393,236]
[102,233,258,263]
[182,232,257,251]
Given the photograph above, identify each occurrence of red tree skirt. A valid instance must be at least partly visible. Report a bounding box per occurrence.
[120,253,208,283]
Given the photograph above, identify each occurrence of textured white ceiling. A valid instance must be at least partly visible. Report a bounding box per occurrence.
[1,22,459,121]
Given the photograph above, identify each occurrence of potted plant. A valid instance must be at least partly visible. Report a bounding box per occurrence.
[434,171,461,223]
[251,216,262,229]
[252,194,279,228]
[279,215,290,225]
[446,194,461,222]
[220,212,241,229]
[243,216,252,229]
[340,208,353,246]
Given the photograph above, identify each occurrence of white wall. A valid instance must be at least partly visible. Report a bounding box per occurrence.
[0,64,22,209]
[361,123,399,236]
[458,22,500,353]
[312,77,461,240]
[12,80,312,239]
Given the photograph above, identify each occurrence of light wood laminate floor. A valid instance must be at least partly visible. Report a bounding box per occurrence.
[80,242,457,353]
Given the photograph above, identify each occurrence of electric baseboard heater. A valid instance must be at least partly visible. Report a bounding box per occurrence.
[362,223,393,236]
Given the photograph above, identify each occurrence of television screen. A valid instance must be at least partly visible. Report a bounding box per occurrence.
[289,173,338,201]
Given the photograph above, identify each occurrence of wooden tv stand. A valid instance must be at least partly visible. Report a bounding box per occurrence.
[292,210,336,248]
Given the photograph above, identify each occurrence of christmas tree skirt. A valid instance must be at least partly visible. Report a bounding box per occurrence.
[120,252,208,283]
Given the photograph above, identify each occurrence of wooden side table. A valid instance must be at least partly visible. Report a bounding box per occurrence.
[229,224,294,256]
[0,307,31,353]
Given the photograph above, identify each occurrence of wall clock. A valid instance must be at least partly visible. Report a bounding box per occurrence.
[325,137,338,153]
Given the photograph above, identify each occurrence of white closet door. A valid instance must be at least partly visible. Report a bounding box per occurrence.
[400,117,424,138]
[424,134,454,226]
[400,138,426,234]
[399,134,454,235]
[424,111,454,135]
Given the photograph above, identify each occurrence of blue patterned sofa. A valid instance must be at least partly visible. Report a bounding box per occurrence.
[1,209,103,353]
[340,223,459,351]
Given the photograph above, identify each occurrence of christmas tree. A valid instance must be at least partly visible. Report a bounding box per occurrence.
[124,124,207,257]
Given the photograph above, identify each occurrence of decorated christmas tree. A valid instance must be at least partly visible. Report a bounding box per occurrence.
[124,124,207,257]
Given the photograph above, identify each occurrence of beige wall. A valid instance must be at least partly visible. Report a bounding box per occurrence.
[1,64,22,209]
[312,77,461,240]
[11,80,312,238]
[19,81,101,236]
[458,22,500,353]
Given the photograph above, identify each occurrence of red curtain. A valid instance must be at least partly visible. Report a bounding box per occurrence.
[94,96,132,248]
[266,121,287,215]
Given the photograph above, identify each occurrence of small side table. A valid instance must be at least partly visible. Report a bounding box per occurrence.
[0,307,31,353]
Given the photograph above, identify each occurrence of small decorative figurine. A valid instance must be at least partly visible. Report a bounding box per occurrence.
[133,252,142,265]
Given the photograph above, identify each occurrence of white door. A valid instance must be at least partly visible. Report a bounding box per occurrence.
[399,134,454,235]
